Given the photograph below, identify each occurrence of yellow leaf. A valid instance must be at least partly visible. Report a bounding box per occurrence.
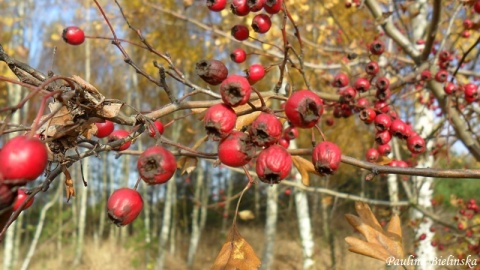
[211,225,261,270]
[291,155,320,186]
[238,210,255,221]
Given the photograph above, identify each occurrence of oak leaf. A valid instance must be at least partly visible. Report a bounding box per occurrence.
[211,225,261,270]
[345,202,404,262]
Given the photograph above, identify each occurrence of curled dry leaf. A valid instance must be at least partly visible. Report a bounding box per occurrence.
[344,202,404,262]
[291,155,321,186]
[211,225,261,270]
[176,136,207,175]
[62,167,75,202]
[238,210,255,221]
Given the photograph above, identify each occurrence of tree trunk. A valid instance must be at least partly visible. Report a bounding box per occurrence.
[187,165,205,268]
[20,183,62,270]
[73,157,89,266]
[261,184,278,270]
[154,178,175,270]
[221,171,234,235]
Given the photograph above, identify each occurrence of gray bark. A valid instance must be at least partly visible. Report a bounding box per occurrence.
[261,185,278,270]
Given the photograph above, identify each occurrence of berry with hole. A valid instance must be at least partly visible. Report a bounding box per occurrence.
[95,120,114,138]
[283,126,298,140]
[375,77,390,91]
[375,130,392,145]
[312,141,342,175]
[366,148,380,162]
[464,83,478,103]
[359,108,376,124]
[62,26,85,45]
[249,112,283,147]
[248,0,265,11]
[407,135,426,154]
[435,70,448,83]
[231,25,250,41]
[0,136,48,183]
[375,88,391,101]
[220,75,252,107]
[365,61,380,76]
[218,131,255,167]
[438,50,452,62]
[354,78,371,93]
[256,145,292,184]
[264,0,282,14]
[107,188,143,226]
[204,103,237,141]
[369,39,385,55]
[230,48,247,63]
[420,70,432,81]
[374,114,392,131]
[108,130,131,151]
[231,0,250,16]
[207,0,227,11]
[285,90,324,128]
[377,143,391,156]
[389,119,408,139]
[137,146,176,185]
[195,59,229,85]
[332,72,349,88]
[340,87,357,103]
[251,14,271,33]
[444,82,457,95]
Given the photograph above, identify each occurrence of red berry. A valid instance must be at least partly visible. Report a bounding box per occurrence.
[204,103,237,141]
[312,141,342,175]
[375,130,392,145]
[359,108,376,124]
[264,0,282,14]
[95,120,115,138]
[419,233,427,241]
[458,222,465,230]
[220,75,252,107]
[231,25,250,41]
[278,138,290,148]
[137,146,176,185]
[12,189,34,211]
[377,143,391,156]
[407,135,426,154]
[438,50,451,62]
[284,188,291,196]
[285,90,324,128]
[474,1,480,14]
[246,64,265,83]
[251,14,272,33]
[332,72,349,88]
[354,78,371,93]
[462,30,471,38]
[389,119,408,139]
[369,39,385,55]
[249,112,283,147]
[0,136,48,183]
[148,121,165,137]
[366,148,380,162]
[420,70,432,81]
[231,0,250,16]
[435,70,449,83]
[374,114,392,131]
[283,126,299,140]
[355,98,370,112]
[207,0,227,12]
[375,77,390,91]
[62,26,85,45]
[230,48,247,63]
[248,0,265,11]
[340,87,357,103]
[256,145,292,183]
[444,82,457,95]
[195,59,229,85]
[463,83,478,103]
[108,130,131,151]
[375,88,391,101]
[374,100,390,113]
[365,61,380,76]
[218,131,255,167]
[107,188,143,226]
[325,117,334,126]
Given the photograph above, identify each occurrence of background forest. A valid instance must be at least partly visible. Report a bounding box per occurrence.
[1,0,480,270]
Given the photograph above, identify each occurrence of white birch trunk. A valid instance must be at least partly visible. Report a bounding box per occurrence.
[261,184,278,270]
[154,178,175,270]
[187,165,205,268]
[411,1,436,268]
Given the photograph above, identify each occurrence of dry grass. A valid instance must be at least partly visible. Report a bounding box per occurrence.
[0,224,387,270]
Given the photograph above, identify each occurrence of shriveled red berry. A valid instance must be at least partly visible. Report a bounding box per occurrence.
[359,108,376,124]
[12,189,34,211]
[107,188,143,226]
[366,148,380,162]
[195,59,229,85]
[207,0,227,12]
[435,70,449,83]
[375,130,392,145]
[95,120,114,138]
[374,100,390,113]
[390,119,408,139]
[256,145,292,183]
[231,0,250,16]
[251,14,272,33]
[62,26,85,45]
[218,131,255,167]
[374,114,392,131]
[438,50,452,62]
[0,136,48,183]
[369,39,385,55]
[264,0,282,14]
[230,48,247,63]
[354,78,371,93]
[283,126,298,140]
[204,103,237,141]
[332,72,349,88]
[231,25,250,41]
[312,141,342,175]
[355,98,370,112]
[365,61,380,76]
[285,90,324,128]
[375,77,390,91]
[377,143,391,156]
[246,64,265,83]
[108,130,131,151]
[375,88,391,101]
[420,70,432,81]
[249,112,283,147]
[340,87,357,103]
[248,0,265,11]
[220,75,252,107]
[148,120,165,137]
[407,135,426,154]
[137,146,176,185]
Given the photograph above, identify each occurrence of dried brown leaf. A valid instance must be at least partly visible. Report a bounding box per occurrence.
[82,123,97,140]
[181,157,197,175]
[238,210,255,221]
[291,155,320,186]
[235,111,262,130]
[344,202,404,262]
[96,103,122,118]
[72,75,100,94]
[376,155,393,166]
[62,167,75,202]
[211,225,261,270]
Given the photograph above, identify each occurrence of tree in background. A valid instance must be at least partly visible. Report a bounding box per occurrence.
[1,0,480,269]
